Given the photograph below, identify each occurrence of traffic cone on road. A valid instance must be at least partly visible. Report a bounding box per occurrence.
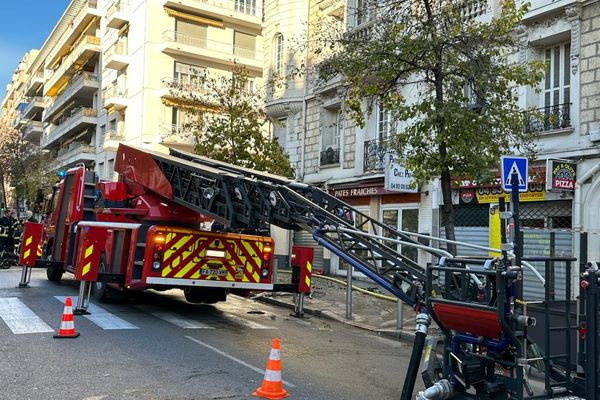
[253,338,288,399]
[53,296,80,339]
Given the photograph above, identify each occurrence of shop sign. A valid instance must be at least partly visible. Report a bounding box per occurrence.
[384,153,418,193]
[546,159,576,192]
[459,183,545,204]
[331,186,387,198]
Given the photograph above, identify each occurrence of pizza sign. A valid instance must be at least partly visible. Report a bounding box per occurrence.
[546,159,576,192]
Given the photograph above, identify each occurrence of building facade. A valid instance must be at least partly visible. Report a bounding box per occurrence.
[2,0,264,181]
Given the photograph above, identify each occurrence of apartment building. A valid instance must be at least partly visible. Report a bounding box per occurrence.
[265,0,600,273]
[3,0,263,180]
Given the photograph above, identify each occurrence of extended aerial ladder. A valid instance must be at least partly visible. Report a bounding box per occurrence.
[116,145,598,400]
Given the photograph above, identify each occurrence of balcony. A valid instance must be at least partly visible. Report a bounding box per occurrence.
[104,41,129,70]
[160,77,208,100]
[46,0,100,69]
[25,71,44,97]
[41,107,98,149]
[50,143,96,171]
[14,115,29,129]
[525,103,572,134]
[363,138,389,173]
[103,85,128,111]
[23,120,43,143]
[22,97,45,119]
[106,0,130,29]
[162,0,261,28]
[161,31,263,72]
[45,35,101,97]
[159,123,196,149]
[459,0,488,21]
[522,0,578,20]
[103,128,125,151]
[44,72,99,121]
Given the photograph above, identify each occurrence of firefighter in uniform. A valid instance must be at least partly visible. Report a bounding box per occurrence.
[0,210,16,254]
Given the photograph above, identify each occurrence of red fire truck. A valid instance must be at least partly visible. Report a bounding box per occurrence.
[19,144,275,305]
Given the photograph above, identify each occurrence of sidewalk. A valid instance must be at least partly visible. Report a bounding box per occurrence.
[256,270,438,342]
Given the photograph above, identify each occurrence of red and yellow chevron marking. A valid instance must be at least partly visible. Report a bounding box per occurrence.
[22,235,33,261]
[158,231,266,283]
[305,260,312,289]
[81,244,94,277]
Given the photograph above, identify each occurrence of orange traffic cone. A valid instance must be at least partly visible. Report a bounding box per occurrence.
[53,296,80,339]
[253,338,288,399]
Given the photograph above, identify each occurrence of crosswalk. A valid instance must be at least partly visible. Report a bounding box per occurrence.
[0,294,281,335]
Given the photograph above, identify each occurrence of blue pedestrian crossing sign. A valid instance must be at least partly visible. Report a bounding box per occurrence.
[501,155,528,192]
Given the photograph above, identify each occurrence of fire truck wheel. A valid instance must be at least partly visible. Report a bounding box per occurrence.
[46,267,63,281]
[183,287,227,304]
[93,254,111,302]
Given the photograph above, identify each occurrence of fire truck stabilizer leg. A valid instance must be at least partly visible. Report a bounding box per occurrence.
[73,281,91,315]
[415,379,453,400]
[290,293,306,318]
[17,266,31,288]
[401,313,431,400]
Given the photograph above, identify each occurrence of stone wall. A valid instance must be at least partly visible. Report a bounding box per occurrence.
[580,2,600,137]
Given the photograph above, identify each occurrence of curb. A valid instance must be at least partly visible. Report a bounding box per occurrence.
[256,295,417,342]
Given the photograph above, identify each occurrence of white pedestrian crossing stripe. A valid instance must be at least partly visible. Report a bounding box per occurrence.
[54,296,139,330]
[0,298,54,334]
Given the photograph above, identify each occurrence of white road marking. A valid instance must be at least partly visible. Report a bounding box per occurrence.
[0,297,54,334]
[225,314,277,330]
[134,305,215,329]
[54,296,139,330]
[185,336,295,388]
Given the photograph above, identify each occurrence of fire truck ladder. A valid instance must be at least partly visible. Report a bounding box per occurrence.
[117,145,436,307]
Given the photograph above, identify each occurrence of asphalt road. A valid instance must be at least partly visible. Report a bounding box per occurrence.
[0,268,417,400]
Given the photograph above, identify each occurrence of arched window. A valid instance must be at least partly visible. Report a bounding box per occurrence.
[273,33,284,74]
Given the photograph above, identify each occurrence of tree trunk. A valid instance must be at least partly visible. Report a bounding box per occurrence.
[440,163,457,256]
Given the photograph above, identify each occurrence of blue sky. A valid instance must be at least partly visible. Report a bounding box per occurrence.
[0,1,70,96]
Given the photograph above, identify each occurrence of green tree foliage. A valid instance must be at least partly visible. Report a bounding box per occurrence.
[313,0,545,252]
[169,64,295,178]
[0,123,53,210]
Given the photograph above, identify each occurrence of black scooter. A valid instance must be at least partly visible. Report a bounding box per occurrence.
[0,223,22,269]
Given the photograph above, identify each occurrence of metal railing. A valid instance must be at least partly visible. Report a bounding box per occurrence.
[162,30,262,60]
[22,96,44,117]
[45,72,99,118]
[172,0,261,17]
[525,103,572,133]
[161,77,207,96]
[47,36,100,90]
[47,0,99,63]
[104,41,128,58]
[103,85,128,99]
[43,107,97,147]
[107,0,129,18]
[24,120,43,136]
[104,129,125,141]
[159,123,196,144]
[363,138,390,172]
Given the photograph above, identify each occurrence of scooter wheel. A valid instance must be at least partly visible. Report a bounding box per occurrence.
[1,259,11,269]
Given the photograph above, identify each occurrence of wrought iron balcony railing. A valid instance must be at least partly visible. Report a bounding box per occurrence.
[525,103,571,133]
[363,138,390,173]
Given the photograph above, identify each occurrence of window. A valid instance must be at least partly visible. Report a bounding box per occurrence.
[272,118,287,149]
[235,0,257,15]
[174,62,203,89]
[273,33,284,74]
[234,31,256,59]
[97,162,105,179]
[175,19,207,47]
[353,0,373,26]
[320,109,341,166]
[539,42,571,130]
[377,102,392,140]
[382,207,419,263]
[107,159,115,180]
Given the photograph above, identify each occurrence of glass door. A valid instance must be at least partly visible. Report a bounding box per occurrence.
[382,206,419,263]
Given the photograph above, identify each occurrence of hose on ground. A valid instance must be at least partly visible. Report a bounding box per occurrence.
[277,269,397,302]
